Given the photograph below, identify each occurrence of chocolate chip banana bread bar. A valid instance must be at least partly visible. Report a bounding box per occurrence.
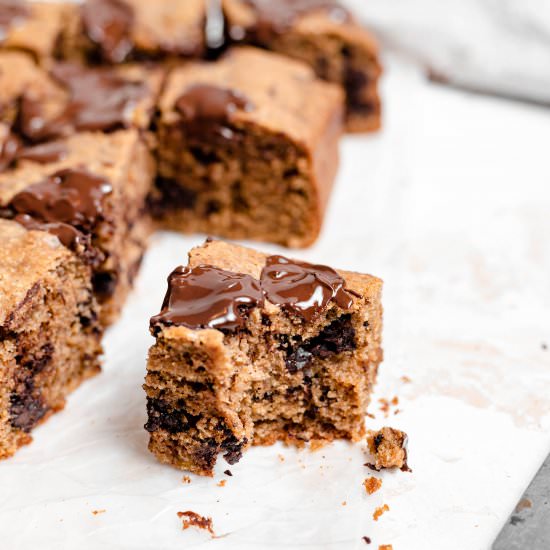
[0,218,102,459]
[151,47,343,248]
[70,0,207,64]
[0,0,73,63]
[144,239,383,475]
[0,51,163,145]
[0,130,155,325]
[223,0,382,132]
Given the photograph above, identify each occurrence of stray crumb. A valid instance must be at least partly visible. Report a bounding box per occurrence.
[362,535,371,544]
[278,454,285,462]
[373,504,389,521]
[515,498,532,513]
[182,476,191,484]
[224,469,233,476]
[92,509,106,516]
[217,480,227,487]
[363,476,382,495]
[378,398,390,416]
[393,409,401,415]
[366,427,411,472]
[177,511,215,536]
[379,545,393,550]
[342,501,347,506]
[542,343,548,351]
[401,375,411,383]
[391,396,399,406]
[366,412,375,419]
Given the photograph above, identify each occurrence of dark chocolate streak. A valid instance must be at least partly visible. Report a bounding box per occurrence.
[8,168,111,260]
[18,64,147,142]
[260,255,357,321]
[236,0,350,43]
[0,0,28,40]
[150,265,264,331]
[82,0,134,63]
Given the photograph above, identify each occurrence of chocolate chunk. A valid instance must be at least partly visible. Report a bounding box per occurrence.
[280,315,356,373]
[176,84,254,121]
[221,434,246,465]
[16,141,68,164]
[92,270,118,301]
[236,0,350,44]
[148,177,197,216]
[81,0,134,63]
[150,265,264,332]
[0,129,20,171]
[0,0,29,41]
[18,64,147,141]
[9,168,112,229]
[261,255,358,321]
[175,84,254,143]
[144,398,199,434]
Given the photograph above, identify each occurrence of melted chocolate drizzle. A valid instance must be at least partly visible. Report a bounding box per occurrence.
[16,141,68,164]
[236,0,350,43]
[9,168,112,229]
[0,0,28,40]
[150,265,264,332]
[176,85,254,121]
[18,64,147,142]
[82,0,134,63]
[260,255,357,321]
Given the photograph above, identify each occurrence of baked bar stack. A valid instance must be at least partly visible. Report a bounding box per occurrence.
[0,219,102,458]
[152,47,343,247]
[145,240,383,475]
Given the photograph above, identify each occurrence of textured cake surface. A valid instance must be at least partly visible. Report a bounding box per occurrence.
[0,218,102,459]
[144,239,383,475]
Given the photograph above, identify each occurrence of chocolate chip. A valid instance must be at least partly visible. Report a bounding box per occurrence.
[144,398,199,434]
[148,178,197,215]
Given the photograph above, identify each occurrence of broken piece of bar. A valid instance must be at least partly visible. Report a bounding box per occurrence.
[0,130,155,325]
[70,0,207,64]
[366,427,410,472]
[0,218,102,459]
[0,0,73,63]
[223,0,382,132]
[144,239,383,476]
[152,47,343,248]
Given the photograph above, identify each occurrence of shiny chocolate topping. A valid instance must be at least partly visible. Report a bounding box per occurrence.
[0,0,28,40]
[82,0,134,63]
[17,141,67,164]
[237,0,349,43]
[150,265,264,332]
[9,168,112,229]
[15,213,87,251]
[175,85,254,121]
[19,64,147,142]
[260,255,357,321]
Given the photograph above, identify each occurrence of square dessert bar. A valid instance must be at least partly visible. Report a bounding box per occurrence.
[144,240,383,476]
[71,0,207,64]
[0,1,73,63]
[0,51,163,144]
[0,130,155,325]
[223,0,382,132]
[152,47,344,248]
[0,219,102,459]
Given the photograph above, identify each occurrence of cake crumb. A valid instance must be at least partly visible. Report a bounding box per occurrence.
[177,511,215,536]
[342,501,347,506]
[182,476,191,484]
[278,454,285,462]
[391,396,399,406]
[393,408,401,415]
[366,427,411,472]
[362,535,371,544]
[379,545,393,550]
[217,480,227,487]
[366,412,376,419]
[401,375,412,383]
[92,509,106,516]
[363,476,382,495]
[224,469,233,476]
[515,498,532,512]
[373,504,389,521]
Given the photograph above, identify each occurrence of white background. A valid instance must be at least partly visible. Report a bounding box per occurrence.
[1,32,550,550]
